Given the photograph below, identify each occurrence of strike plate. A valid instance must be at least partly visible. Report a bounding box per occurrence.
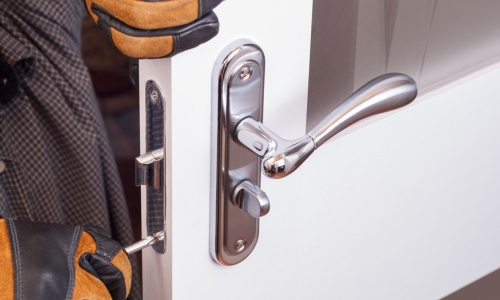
[210,40,265,265]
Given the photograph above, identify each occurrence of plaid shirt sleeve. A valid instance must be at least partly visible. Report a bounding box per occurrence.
[0,0,141,299]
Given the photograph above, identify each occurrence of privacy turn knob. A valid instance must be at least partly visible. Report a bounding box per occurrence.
[232,180,270,218]
[234,73,418,179]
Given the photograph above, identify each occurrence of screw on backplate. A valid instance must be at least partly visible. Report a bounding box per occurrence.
[240,66,252,80]
[235,239,247,251]
[150,89,160,106]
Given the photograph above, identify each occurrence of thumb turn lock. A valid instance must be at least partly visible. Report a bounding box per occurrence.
[210,40,418,265]
[232,180,270,218]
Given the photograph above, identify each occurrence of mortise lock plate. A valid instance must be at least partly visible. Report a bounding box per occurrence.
[134,80,166,254]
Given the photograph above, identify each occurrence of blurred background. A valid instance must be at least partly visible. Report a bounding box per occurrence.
[307,0,500,131]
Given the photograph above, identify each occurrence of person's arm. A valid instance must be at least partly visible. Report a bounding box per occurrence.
[82,0,223,58]
[0,216,132,300]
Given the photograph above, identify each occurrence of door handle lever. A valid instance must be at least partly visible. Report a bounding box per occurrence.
[234,73,418,179]
[210,41,419,265]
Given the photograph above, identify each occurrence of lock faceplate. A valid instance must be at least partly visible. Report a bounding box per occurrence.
[210,40,265,265]
[136,80,166,254]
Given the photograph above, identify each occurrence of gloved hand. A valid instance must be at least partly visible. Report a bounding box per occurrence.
[0,216,132,300]
[82,0,223,58]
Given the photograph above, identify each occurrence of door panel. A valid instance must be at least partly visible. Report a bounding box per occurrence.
[140,0,500,299]
[298,64,500,299]
[140,58,172,299]
[140,1,313,299]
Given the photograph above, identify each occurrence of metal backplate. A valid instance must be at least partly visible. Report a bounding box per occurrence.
[210,40,265,265]
[145,80,166,253]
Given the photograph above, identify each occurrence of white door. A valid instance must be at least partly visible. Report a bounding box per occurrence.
[138,0,500,299]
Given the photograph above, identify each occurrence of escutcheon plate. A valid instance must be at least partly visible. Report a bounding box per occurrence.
[210,40,265,265]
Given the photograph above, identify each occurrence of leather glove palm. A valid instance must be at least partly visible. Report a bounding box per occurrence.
[82,0,223,58]
[0,216,132,300]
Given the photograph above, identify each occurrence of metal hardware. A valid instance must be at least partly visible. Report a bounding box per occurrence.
[234,73,418,179]
[124,231,165,255]
[232,180,270,218]
[135,148,163,188]
[240,66,252,79]
[211,41,418,266]
[235,239,246,251]
[149,89,160,106]
[136,80,166,254]
[210,40,265,265]
[147,81,162,108]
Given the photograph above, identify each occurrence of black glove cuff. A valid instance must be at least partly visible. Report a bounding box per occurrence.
[5,218,83,300]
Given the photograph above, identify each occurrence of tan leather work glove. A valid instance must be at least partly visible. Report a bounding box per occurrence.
[82,0,223,58]
[0,216,132,300]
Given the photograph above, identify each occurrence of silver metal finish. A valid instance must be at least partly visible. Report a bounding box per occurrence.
[141,80,166,253]
[234,73,418,179]
[124,231,165,255]
[234,118,315,179]
[235,239,247,251]
[210,40,265,265]
[212,43,417,265]
[149,89,160,106]
[135,148,163,188]
[232,180,270,218]
[240,66,252,79]
[309,73,418,147]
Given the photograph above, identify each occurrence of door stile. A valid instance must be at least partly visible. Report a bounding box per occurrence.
[140,58,172,300]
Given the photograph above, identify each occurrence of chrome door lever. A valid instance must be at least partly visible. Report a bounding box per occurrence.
[234,73,418,179]
[211,41,418,266]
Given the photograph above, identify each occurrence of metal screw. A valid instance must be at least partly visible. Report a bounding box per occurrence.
[150,89,160,105]
[235,239,246,251]
[240,66,252,80]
